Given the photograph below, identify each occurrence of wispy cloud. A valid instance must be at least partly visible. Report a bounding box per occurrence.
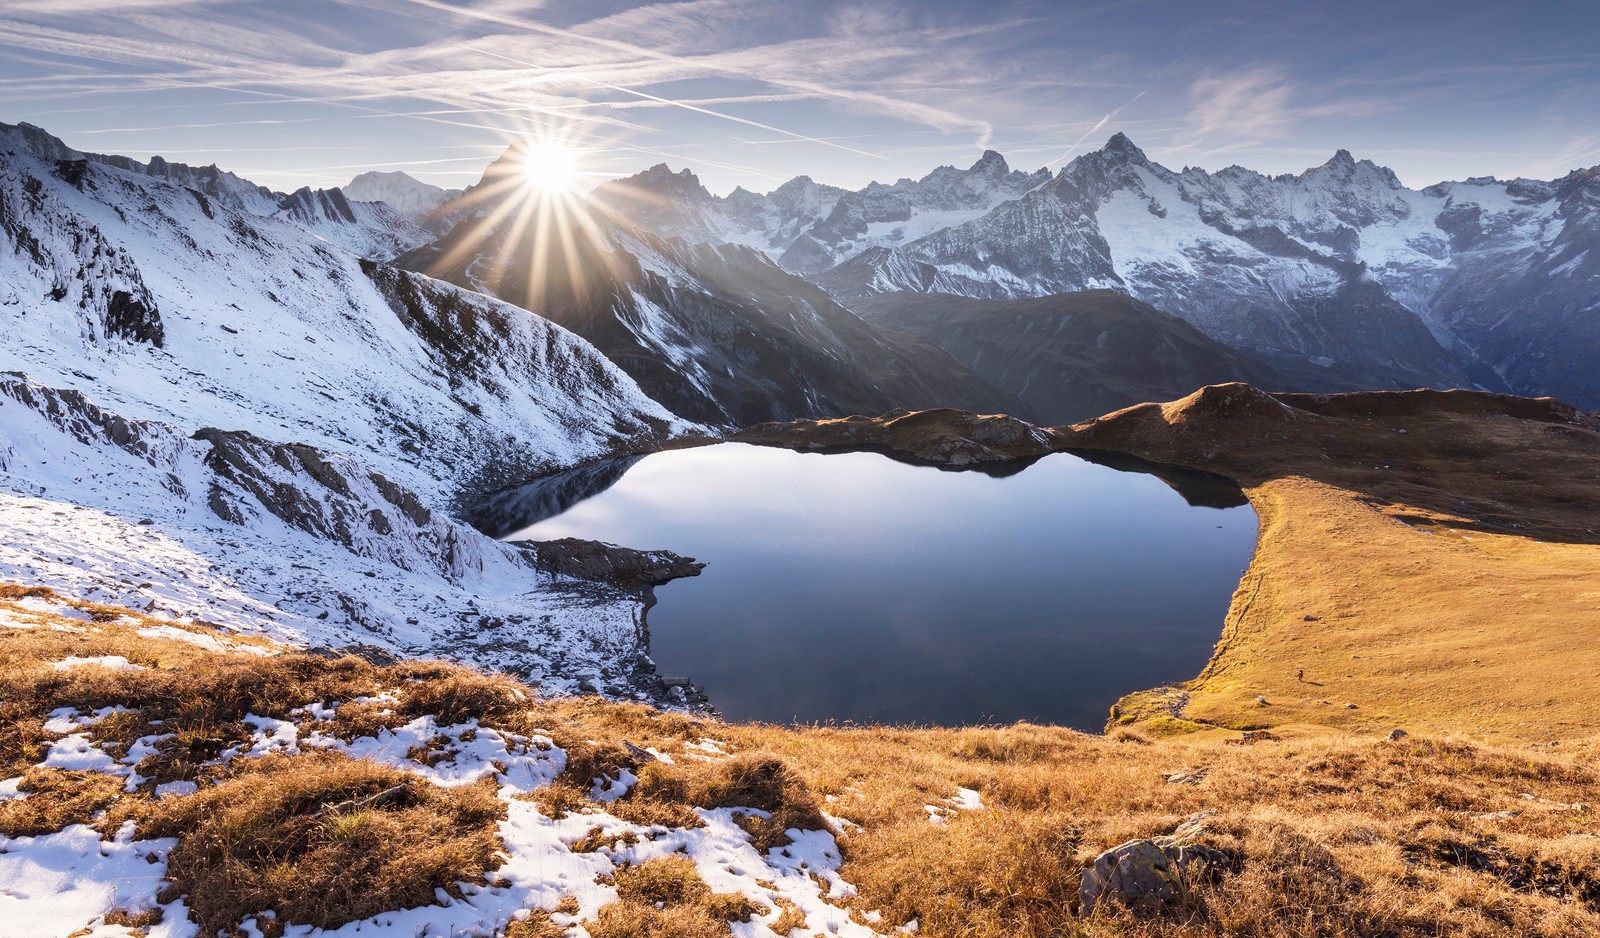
[3,0,1593,192]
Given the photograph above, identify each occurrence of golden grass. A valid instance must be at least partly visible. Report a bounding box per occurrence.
[590,856,764,937]
[8,586,1600,936]
[130,752,502,935]
[0,767,124,837]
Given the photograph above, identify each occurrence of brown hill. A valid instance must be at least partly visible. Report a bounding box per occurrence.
[734,384,1600,743]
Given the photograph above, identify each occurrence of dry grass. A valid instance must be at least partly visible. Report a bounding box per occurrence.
[9,586,1600,937]
[589,856,765,937]
[130,752,502,935]
[0,767,124,837]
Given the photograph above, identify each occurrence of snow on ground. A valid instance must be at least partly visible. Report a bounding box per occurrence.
[0,823,178,938]
[1,689,883,938]
[0,373,665,695]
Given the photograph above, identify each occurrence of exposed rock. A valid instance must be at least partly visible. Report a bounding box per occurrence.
[518,537,704,591]
[734,408,1056,472]
[1079,814,1232,916]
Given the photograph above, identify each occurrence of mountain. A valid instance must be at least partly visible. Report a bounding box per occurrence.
[853,290,1284,423]
[811,134,1600,407]
[777,150,1051,273]
[344,169,464,220]
[588,151,1048,274]
[0,119,712,691]
[399,144,1029,426]
[0,121,432,261]
[273,184,432,260]
[0,121,687,507]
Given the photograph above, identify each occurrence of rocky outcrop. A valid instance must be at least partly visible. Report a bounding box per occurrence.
[1,162,164,349]
[1060,382,1600,540]
[520,538,704,591]
[733,408,1057,471]
[1079,813,1231,916]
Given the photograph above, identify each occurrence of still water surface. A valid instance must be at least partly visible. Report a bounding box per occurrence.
[482,443,1255,730]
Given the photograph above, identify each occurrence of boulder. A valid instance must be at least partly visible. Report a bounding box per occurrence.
[1079,815,1231,916]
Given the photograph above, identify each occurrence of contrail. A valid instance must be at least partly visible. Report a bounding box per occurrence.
[1048,87,1149,167]
[462,45,890,160]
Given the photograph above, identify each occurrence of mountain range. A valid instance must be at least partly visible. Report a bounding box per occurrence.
[571,133,1600,410]
[2,114,1597,689]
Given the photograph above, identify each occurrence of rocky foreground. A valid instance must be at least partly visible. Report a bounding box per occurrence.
[741,383,1600,743]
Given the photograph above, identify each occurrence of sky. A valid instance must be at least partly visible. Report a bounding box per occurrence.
[2,0,1597,197]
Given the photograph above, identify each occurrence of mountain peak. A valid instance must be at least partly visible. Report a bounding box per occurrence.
[1102,132,1148,162]
[1302,148,1404,190]
[970,149,1010,174]
[633,163,708,192]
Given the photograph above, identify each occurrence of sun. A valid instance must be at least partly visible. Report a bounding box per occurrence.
[519,141,579,193]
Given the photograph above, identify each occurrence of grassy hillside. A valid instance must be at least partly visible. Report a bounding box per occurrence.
[7,584,1600,937]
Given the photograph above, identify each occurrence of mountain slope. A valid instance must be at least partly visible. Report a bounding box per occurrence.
[854,290,1284,423]
[399,146,1029,426]
[0,121,688,507]
[0,373,673,694]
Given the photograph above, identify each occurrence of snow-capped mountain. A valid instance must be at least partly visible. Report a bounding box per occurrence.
[1,121,432,261]
[777,150,1051,273]
[588,150,1048,274]
[0,121,687,506]
[273,184,433,260]
[344,169,464,220]
[0,120,706,691]
[813,135,1600,407]
[400,143,1028,426]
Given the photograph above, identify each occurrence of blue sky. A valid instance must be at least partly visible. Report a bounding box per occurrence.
[2,0,1596,195]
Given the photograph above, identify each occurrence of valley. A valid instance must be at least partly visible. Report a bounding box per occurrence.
[2,79,1599,938]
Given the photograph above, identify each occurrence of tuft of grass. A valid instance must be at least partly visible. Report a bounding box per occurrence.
[592,857,765,938]
[627,753,827,851]
[0,767,125,837]
[129,751,502,934]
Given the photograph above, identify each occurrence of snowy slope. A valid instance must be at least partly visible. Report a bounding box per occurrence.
[0,121,691,509]
[2,121,432,261]
[822,134,1600,398]
[344,169,464,220]
[0,374,667,694]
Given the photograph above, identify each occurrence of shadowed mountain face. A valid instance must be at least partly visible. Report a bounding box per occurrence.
[396,146,1029,427]
[602,135,1600,409]
[853,290,1285,423]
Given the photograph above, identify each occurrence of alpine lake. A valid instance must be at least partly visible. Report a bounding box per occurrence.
[472,442,1256,731]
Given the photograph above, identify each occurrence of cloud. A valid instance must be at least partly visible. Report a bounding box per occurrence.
[1180,67,1297,150]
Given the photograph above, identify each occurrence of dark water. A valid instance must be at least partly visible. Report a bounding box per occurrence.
[481,443,1256,730]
